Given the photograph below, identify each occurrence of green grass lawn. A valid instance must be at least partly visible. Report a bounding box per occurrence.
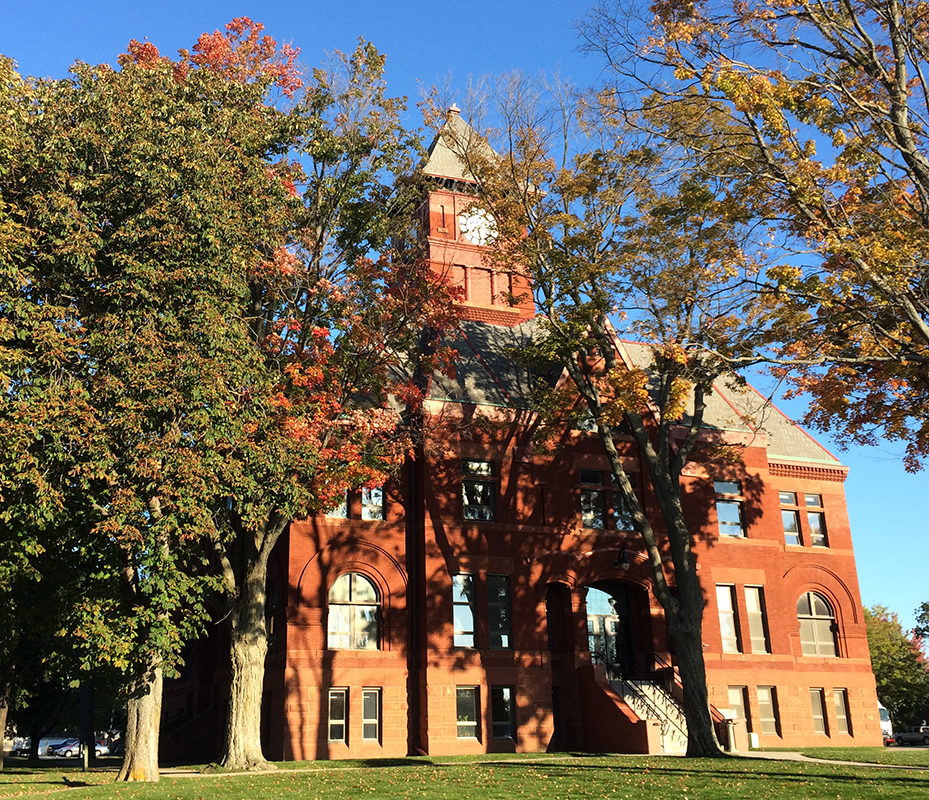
[1,755,928,800]
[795,746,929,768]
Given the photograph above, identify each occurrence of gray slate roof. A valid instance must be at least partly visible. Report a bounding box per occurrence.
[429,319,554,408]
[616,341,839,466]
[432,321,839,466]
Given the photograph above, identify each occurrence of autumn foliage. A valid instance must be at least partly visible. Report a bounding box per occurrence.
[583,0,929,469]
[0,21,458,776]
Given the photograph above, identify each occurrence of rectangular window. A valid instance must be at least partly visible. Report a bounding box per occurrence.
[833,688,851,735]
[745,586,770,654]
[326,491,349,519]
[810,688,828,735]
[580,495,606,529]
[491,686,515,739]
[579,469,638,530]
[456,687,479,739]
[362,689,380,741]
[452,574,475,647]
[361,487,384,520]
[328,688,348,743]
[727,686,751,732]
[462,460,495,521]
[488,575,511,649]
[612,472,638,530]
[327,605,352,650]
[757,686,780,736]
[779,491,802,545]
[579,470,606,528]
[714,481,745,537]
[805,495,828,547]
[716,585,742,653]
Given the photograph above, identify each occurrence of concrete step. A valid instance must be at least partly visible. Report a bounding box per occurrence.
[611,679,688,754]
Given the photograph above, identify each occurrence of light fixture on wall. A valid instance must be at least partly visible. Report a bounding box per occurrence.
[615,547,631,571]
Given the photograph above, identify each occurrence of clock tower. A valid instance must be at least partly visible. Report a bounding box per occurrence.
[421,107,535,326]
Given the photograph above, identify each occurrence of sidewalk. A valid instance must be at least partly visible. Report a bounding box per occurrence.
[741,749,929,771]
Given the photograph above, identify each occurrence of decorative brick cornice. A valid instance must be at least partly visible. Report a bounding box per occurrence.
[459,305,525,326]
[769,462,848,482]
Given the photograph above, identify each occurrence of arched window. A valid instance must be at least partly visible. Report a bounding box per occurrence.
[328,573,379,650]
[797,591,837,657]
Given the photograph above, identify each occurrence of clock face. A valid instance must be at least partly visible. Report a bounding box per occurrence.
[457,207,497,246]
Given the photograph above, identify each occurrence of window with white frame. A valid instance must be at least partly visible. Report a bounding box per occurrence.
[716,584,742,653]
[810,688,829,735]
[362,688,380,741]
[757,686,780,736]
[452,574,475,647]
[326,490,349,519]
[779,491,802,545]
[727,686,751,732]
[488,575,511,649]
[797,591,838,657]
[745,586,770,654]
[714,481,746,537]
[328,688,348,742]
[462,460,495,521]
[361,486,384,520]
[456,687,479,739]
[833,688,851,735]
[327,573,379,650]
[491,686,515,739]
[805,494,828,547]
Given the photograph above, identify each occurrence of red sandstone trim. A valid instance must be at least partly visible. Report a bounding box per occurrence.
[768,462,848,481]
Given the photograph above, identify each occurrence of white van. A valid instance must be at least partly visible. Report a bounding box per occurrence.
[878,702,893,744]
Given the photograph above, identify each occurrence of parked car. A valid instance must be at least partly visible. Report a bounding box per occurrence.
[44,739,69,755]
[52,739,81,757]
[51,738,111,757]
[895,724,929,746]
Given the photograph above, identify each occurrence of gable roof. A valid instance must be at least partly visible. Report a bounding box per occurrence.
[422,108,494,183]
[430,320,840,467]
[617,341,841,467]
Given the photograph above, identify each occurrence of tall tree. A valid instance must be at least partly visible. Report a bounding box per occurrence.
[195,35,458,771]
[581,0,929,470]
[435,79,772,756]
[0,30,303,778]
[864,605,929,726]
[1,23,457,776]
[915,602,929,639]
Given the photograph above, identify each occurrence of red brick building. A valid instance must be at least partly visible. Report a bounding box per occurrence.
[162,112,883,761]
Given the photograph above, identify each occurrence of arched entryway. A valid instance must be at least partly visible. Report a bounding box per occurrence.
[544,578,658,751]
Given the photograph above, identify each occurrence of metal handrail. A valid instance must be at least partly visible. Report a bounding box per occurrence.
[627,653,687,721]
[592,652,687,744]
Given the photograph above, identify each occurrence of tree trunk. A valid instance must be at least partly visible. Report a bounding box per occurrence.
[0,682,8,772]
[665,569,723,757]
[592,400,725,757]
[220,557,272,770]
[116,664,162,782]
[79,678,95,771]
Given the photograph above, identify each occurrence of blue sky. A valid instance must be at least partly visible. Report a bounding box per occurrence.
[2,0,924,631]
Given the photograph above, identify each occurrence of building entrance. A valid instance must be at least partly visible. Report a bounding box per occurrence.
[586,584,633,673]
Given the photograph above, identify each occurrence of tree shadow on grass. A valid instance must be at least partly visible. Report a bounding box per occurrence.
[483,760,929,791]
[359,758,437,768]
